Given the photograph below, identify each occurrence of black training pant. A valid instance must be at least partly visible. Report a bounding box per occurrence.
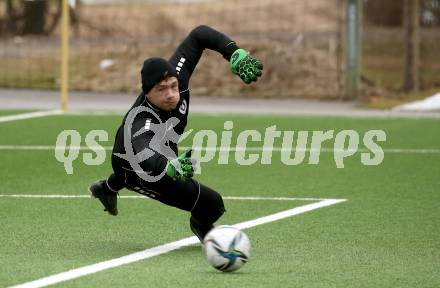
[107,157,225,226]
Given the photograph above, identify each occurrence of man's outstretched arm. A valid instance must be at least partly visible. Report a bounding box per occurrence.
[169,25,263,85]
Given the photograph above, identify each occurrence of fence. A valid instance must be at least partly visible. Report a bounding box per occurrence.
[363,0,440,96]
[1,0,438,101]
[0,0,344,100]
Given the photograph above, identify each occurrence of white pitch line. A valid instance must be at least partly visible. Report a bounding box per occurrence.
[187,147,440,154]
[8,198,346,288]
[0,145,439,154]
[0,110,63,123]
[0,194,326,201]
[0,145,113,151]
[65,111,124,116]
[221,196,330,201]
[233,199,346,230]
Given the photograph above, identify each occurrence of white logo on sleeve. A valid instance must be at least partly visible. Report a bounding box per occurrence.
[179,99,187,114]
[176,57,186,75]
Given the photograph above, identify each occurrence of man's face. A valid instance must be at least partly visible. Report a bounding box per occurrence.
[146,76,180,112]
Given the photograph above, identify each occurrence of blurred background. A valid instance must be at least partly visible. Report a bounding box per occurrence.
[0,0,439,104]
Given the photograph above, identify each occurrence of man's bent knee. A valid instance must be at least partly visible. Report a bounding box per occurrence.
[191,184,225,225]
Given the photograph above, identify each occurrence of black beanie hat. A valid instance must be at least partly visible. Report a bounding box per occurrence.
[141,57,178,94]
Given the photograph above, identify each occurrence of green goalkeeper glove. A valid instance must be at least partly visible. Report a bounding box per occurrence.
[230,48,263,84]
[166,149,196,181]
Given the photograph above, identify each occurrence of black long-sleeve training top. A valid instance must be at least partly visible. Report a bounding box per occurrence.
[112,25,239,177]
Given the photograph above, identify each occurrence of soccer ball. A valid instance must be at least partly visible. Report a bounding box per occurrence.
[203,225,251,272]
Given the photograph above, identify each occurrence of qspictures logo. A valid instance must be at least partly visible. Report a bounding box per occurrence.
[54,107,386,178]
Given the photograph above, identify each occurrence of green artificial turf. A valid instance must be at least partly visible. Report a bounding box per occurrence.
[0,112,439,287]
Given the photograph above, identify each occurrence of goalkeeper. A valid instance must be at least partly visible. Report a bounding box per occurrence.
[89,25,263,242]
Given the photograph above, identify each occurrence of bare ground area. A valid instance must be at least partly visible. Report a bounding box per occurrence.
[0,0,344,99]
[2,1,438,101]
